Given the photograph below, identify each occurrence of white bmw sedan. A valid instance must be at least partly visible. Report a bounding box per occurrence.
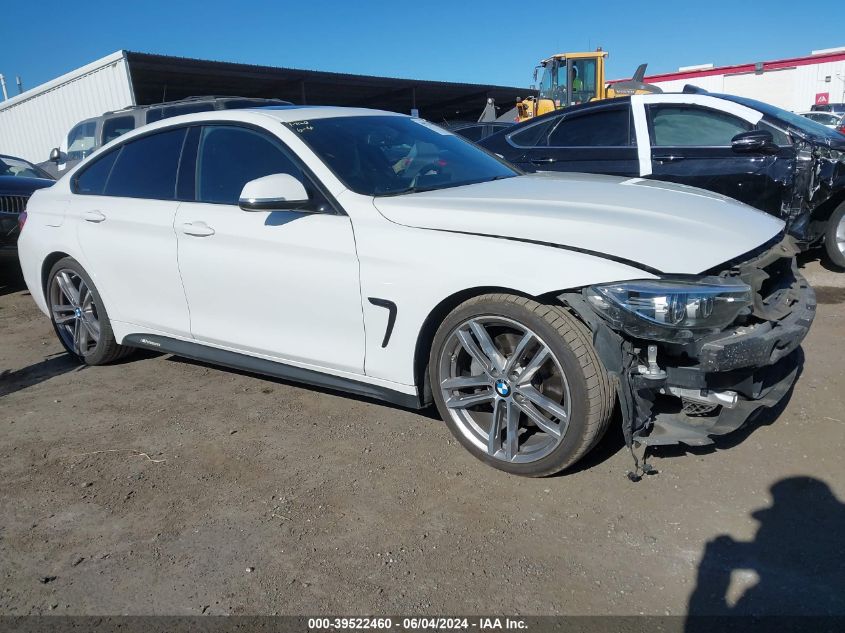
[18,106,815,477]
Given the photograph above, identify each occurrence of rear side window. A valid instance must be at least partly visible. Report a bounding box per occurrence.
[102,116,136,144]
[649,105,752,146]
[75,150,119,195]
[104,128,187,200]
[548,108,630,146]
[197,126,305,204]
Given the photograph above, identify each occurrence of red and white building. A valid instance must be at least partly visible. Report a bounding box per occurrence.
[630,47,845,112]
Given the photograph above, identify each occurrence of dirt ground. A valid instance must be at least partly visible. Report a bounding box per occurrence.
[0,254,843,618]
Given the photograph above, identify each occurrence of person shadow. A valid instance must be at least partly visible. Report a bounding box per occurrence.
[686,476,845,632]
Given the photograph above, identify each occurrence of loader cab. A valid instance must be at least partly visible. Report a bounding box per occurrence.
[535,52,606,115]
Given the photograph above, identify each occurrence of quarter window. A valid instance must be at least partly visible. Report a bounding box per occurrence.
[103,128,187,200]
[649,105,752,146]
[508,118,557,147]
[196,126,305,205]
[74,151,118,195]
[547,108,630,146]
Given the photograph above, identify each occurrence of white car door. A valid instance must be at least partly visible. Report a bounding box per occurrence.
[72,127,191,336]
[173,124,365,374]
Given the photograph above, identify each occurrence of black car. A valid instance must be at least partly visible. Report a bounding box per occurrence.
[0,155,54,261]
[481,91,845,267]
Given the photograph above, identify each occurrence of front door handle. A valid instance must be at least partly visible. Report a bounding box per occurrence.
[83,210,106,223]
[180,221,216,237]
[653,154,685,163]
[530,157,557,165]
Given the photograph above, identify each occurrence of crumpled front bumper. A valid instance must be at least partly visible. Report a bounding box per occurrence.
[561,257,816,450]
[638,273,816,447]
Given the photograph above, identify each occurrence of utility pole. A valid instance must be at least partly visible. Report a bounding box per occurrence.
[0,74,8,101]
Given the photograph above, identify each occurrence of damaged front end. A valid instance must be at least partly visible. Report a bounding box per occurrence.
[780,137,845,247]
[561,235,816,463]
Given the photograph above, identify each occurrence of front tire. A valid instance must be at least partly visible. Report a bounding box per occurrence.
[47,257,131,365]
[429,293,615,477]
[825,201,845,269]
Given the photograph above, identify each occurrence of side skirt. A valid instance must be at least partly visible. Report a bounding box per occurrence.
[123,334,422,410]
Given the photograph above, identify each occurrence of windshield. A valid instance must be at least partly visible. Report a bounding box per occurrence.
[285,115,518,196]
[725,95,845,143]
[0,155,51,179]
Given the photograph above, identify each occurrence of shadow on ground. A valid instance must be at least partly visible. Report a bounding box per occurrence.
[0,353,81,398]
[685,476,845,630]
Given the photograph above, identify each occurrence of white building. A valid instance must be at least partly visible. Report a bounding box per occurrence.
[637,47,845,113]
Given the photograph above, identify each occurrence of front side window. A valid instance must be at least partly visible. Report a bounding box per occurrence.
[67,121,97,161]
[103,128,187,199]
[648,105,752,146]
[196,126,305,205]
[548,108,630,147]
[287,116,517,196]
[102,116,136,144]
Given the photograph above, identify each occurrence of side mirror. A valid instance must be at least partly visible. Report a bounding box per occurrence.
[49,148,65,163]
[238,173,311,212]
[731,130,777,154]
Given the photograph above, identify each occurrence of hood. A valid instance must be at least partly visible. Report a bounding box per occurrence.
[0,175,55,195]
[373,172,784,274]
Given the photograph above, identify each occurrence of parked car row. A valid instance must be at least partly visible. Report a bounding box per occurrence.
[17,105,816,478]
[479,89,845,267]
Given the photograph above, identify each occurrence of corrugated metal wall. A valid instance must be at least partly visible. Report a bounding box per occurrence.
[651,60,845,112]
[0,52,134,164]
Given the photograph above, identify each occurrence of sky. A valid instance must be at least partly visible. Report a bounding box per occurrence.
[3,0,844,95]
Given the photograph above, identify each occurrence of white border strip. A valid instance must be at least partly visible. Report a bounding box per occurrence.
[631,94,764,177]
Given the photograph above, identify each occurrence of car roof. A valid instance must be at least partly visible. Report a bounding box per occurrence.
[78,106,410,157]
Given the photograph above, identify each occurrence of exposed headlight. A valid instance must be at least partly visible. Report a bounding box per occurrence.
[584,277,752,342]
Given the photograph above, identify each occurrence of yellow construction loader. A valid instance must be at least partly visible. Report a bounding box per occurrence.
[514,50,661,122]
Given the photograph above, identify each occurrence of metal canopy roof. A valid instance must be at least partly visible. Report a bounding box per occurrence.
[125,51,525,123]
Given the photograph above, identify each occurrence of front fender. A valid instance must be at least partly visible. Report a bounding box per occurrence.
[355,217,654,387]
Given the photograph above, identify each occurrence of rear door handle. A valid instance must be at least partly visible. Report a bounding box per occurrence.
[83,210,106,223]
[180,221,215,237]
[653,154,685,163]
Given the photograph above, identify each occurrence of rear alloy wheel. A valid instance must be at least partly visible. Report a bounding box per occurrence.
[430,294,615,477]
[825,201,845,269]
[47,257,131,365]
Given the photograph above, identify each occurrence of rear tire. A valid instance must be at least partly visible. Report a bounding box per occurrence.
[824,201,845,269]
[429,293,615,477]
[47,257,132,365]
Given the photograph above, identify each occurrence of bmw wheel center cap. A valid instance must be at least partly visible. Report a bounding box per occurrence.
[495,379,511,398]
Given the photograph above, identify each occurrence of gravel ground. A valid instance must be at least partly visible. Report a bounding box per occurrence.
[0,254,843,617]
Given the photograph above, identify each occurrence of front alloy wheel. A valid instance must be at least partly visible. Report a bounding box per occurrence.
[438,316,571,464]
[430,294,614,477]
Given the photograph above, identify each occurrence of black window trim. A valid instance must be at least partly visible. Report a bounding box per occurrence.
[645,102,756,149]
[71,119,345,215]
